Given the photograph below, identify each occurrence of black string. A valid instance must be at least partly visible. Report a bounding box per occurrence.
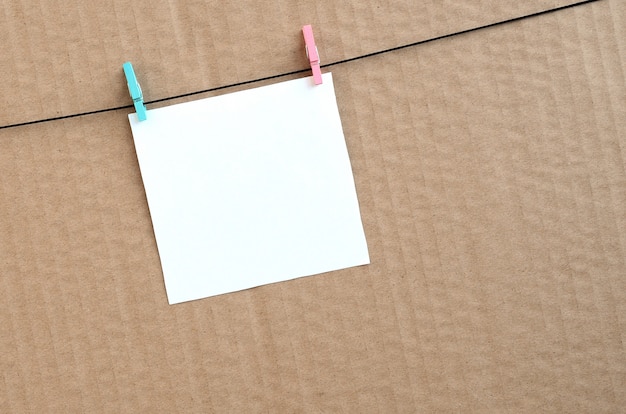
[0,0,601,131]
[147,68,310,105]
[323,0,602,68]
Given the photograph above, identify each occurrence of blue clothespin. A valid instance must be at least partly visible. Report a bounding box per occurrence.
[123,62,147,121]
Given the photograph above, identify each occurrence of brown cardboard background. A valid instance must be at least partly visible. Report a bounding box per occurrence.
[1,0,625,412]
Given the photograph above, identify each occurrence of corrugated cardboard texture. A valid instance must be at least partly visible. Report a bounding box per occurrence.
[1,0,625,412]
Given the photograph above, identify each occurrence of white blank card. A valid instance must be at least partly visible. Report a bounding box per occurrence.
[129,73,369,304]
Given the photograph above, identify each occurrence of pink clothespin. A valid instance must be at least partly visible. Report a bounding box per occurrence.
[302,25,322,85]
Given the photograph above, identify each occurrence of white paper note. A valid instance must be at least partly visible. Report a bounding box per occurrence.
[129,73,369,304]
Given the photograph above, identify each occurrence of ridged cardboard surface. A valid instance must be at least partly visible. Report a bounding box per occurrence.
[1,0,624,412]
